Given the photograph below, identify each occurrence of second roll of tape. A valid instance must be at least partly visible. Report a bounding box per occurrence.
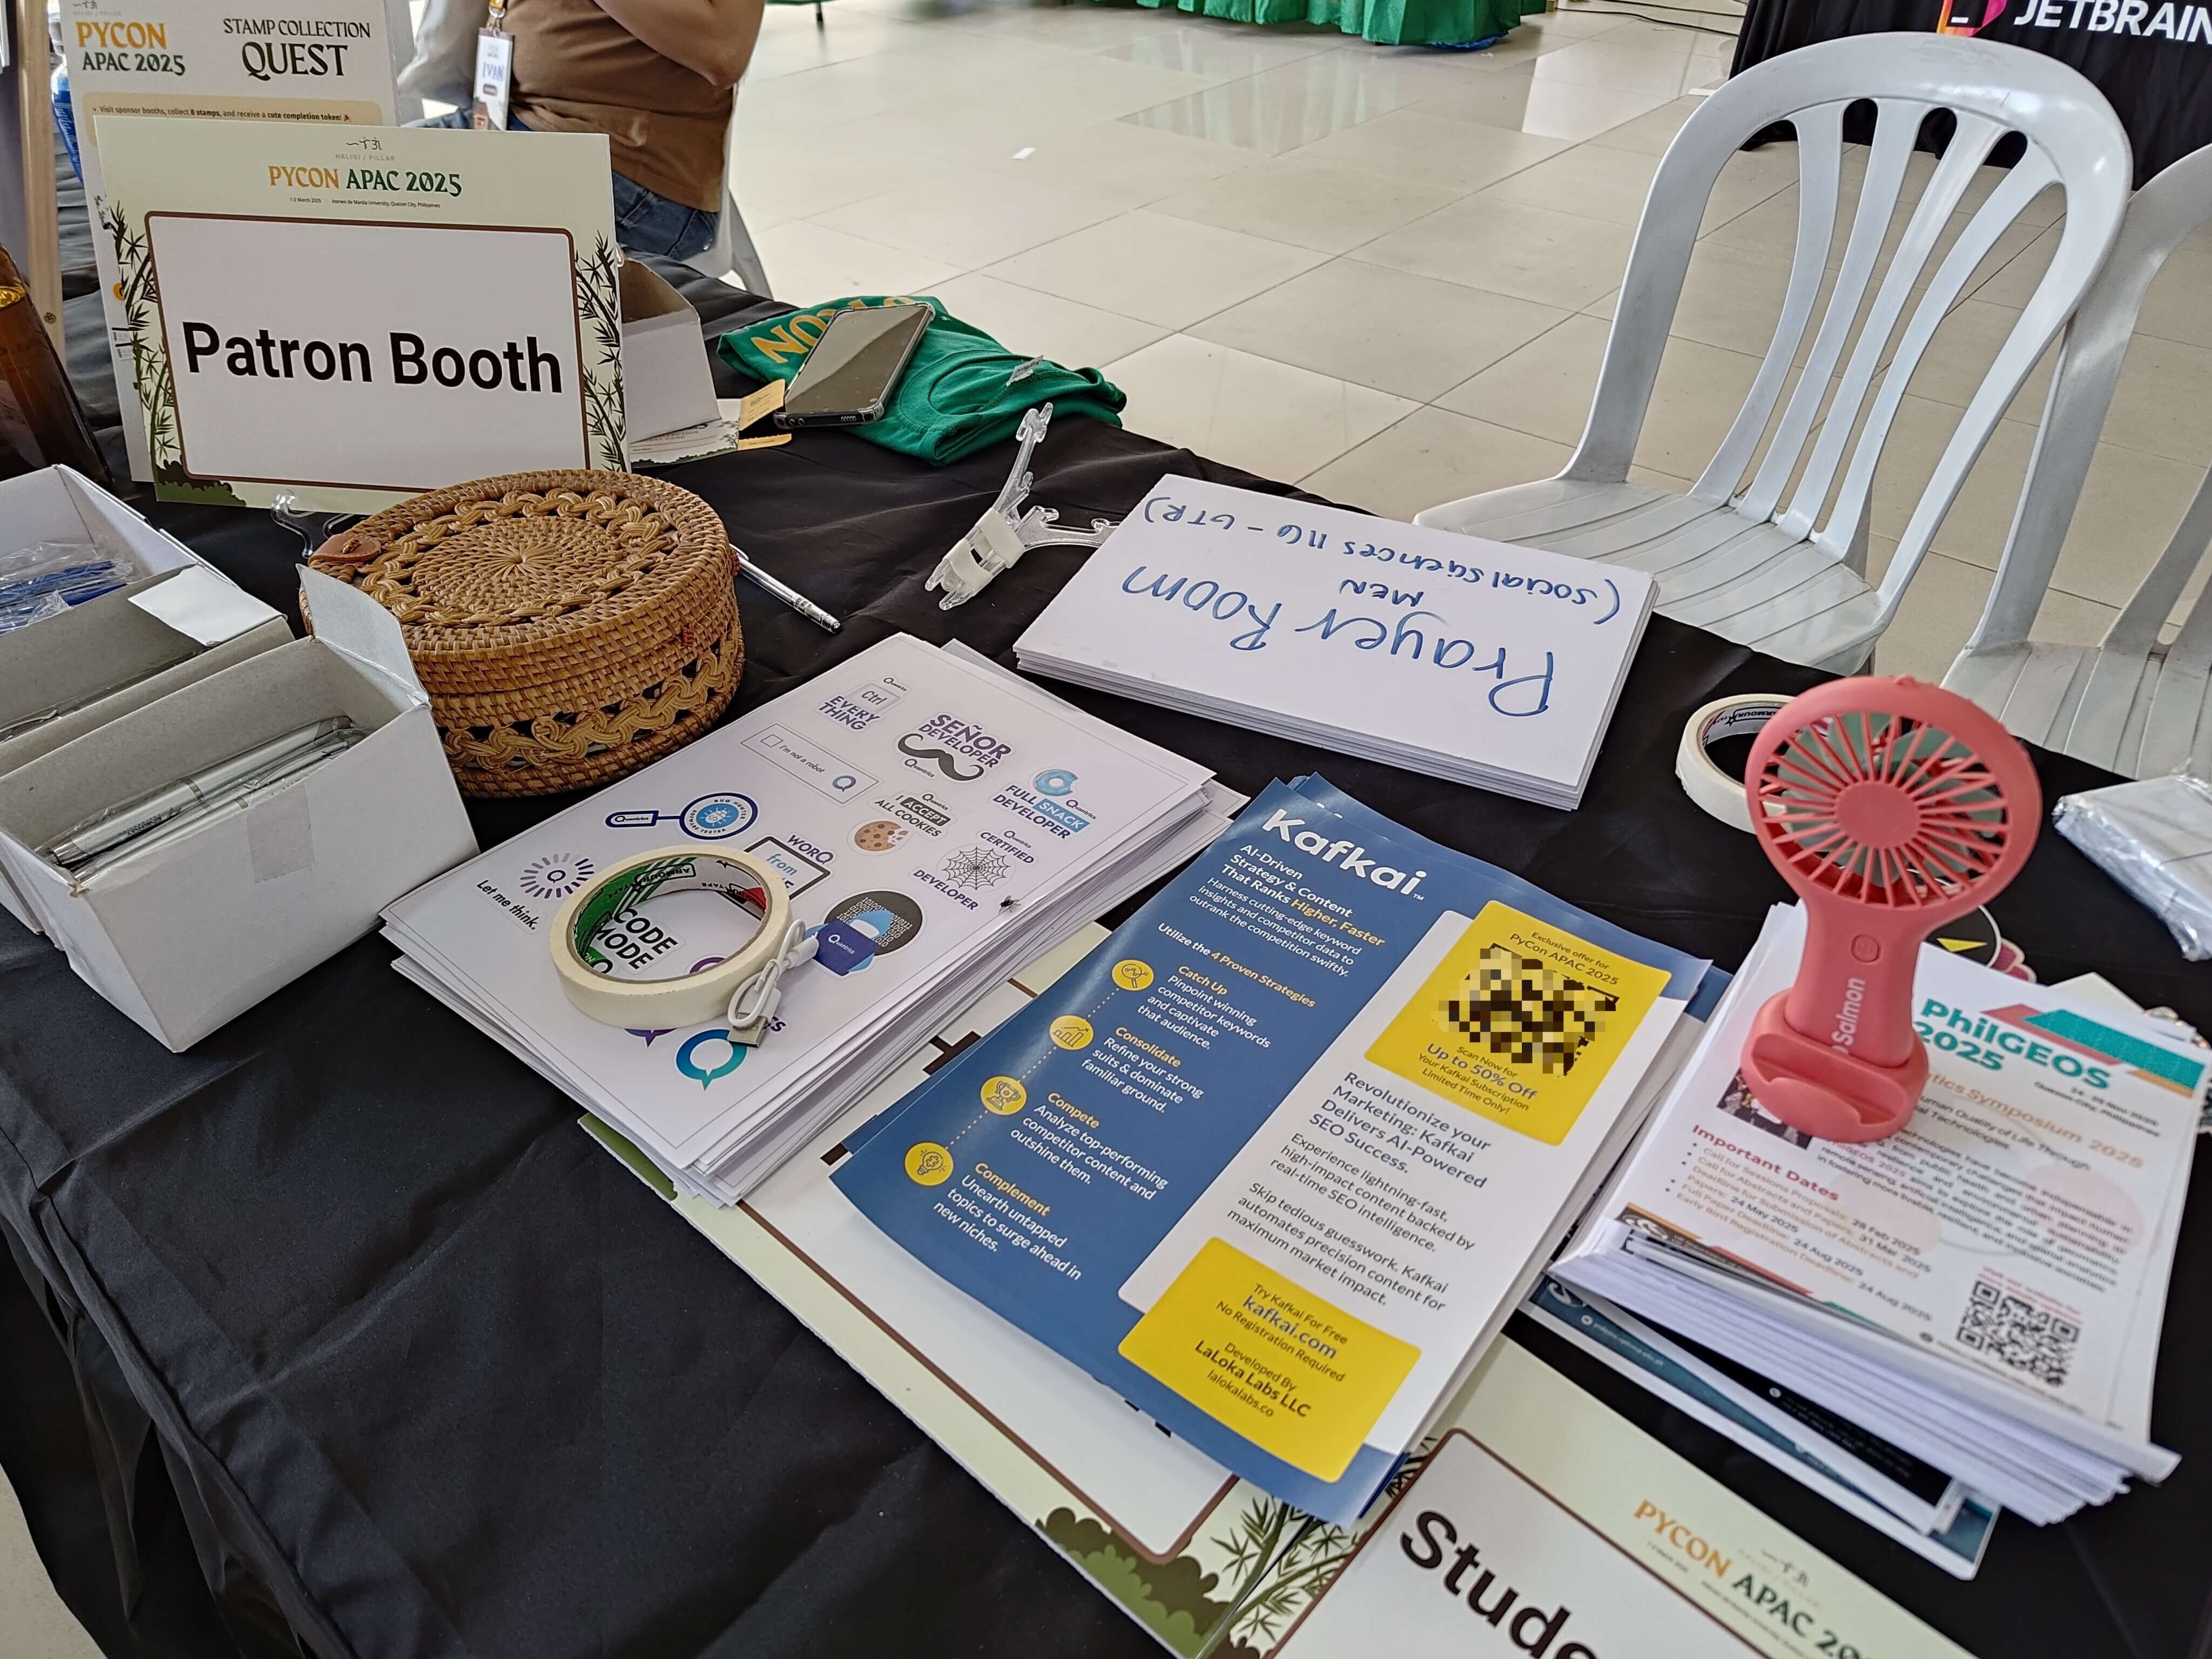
[1676,694,1791,833]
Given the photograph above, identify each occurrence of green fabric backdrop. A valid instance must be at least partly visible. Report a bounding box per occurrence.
[1109,0,1546,48]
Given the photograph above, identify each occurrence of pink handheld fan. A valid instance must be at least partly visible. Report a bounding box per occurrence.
[1739,677,2040,1143]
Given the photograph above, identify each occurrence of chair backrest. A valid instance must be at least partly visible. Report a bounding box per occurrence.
[395,0,487,114]
[1570,33,2130,619]
[1965,143,2212,660]
[685,104,772,295]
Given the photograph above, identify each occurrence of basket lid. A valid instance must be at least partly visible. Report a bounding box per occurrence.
[309,470,733,678]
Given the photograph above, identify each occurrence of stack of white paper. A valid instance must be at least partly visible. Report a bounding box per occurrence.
[1554,906,2205,1526]
[1012,477,1655,808]
[383,636,1233,1204]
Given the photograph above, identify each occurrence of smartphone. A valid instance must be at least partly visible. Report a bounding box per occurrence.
[774,303,935,429]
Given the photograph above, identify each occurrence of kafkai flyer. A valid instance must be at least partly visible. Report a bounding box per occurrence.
[837,778,1704,1521]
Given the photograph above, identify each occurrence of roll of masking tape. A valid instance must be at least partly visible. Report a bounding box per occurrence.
[1677,694,1791,832]
[550,846,791,1028]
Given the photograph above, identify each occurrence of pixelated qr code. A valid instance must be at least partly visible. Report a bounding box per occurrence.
[1436,945,1618,1075]
[1955,1277,2078,1387]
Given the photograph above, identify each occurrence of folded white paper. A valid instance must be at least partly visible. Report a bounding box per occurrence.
[1013,477,1655,808]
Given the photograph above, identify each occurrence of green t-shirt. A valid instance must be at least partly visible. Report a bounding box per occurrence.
[717,296,1125,466]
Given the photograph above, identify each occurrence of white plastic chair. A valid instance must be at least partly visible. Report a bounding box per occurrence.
[687,180,771,297]
[396,0,485,113]
[688,108,772,296]
[1944,145,2212,777]
[1413,33,2131,671]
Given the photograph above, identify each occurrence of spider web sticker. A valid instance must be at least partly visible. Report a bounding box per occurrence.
[942,845,1012,889]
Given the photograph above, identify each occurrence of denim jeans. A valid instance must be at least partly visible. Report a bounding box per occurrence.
[610,170,720,262]
[411,109,720,261]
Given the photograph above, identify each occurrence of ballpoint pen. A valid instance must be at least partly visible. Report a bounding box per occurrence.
[68,730,360,881]
[44,717,354,865]
[736,552,841,634]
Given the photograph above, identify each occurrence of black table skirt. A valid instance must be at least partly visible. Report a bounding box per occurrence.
[1734,0,2212,187]
[5,267,2211,1659]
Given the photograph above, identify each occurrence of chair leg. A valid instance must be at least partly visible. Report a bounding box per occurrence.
[815,2,824,22]
[726,195,771,298]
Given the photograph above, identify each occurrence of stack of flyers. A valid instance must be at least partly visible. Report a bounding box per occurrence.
[1554,905,2205,1528]
[833,778,1715,1522]
[382,636,1236,1203]
[1523,1278,2002,1579]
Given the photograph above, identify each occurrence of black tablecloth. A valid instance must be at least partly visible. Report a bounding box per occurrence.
[5,268,2211,1659]
[1734,0,2212,187]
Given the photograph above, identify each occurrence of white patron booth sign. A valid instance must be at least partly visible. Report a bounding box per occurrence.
[93,118,625,512]
[63,0,414,483]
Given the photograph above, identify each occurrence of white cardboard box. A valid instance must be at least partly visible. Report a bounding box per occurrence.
[0,464,197,585]
[0,571,293,777]
[0,467,292,929]
[0,570,478,1051]
[619,260,719,442]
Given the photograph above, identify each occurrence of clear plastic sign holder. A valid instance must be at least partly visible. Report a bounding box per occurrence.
[926,403,1119,610]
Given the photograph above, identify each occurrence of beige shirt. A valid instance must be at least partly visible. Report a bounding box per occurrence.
[507,0,731,213]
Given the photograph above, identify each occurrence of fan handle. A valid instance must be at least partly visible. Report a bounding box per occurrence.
[1743,889,1933,1143]
[1783,900,1924,1070]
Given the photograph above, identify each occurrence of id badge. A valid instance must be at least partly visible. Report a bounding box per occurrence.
[473,27,514,131]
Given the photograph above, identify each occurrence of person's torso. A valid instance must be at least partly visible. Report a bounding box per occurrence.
[505,0,731,210]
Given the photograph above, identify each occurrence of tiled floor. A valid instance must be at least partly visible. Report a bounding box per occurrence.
[0,1476,97,1659]
[734,0,2212,679]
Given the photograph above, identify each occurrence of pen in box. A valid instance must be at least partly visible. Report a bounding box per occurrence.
[44,717,354,867]
[68,730,360,882]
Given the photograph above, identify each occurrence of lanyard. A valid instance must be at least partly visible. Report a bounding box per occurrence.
[474,0,514,132]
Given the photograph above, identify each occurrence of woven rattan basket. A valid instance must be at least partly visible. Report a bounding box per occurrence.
[307,470,741,797]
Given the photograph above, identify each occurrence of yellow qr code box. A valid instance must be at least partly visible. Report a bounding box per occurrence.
[1365,901,1668,1145]
[1118,1237,1418,1481]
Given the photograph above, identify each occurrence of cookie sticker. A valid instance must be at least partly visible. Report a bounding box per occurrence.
[854,819,909,854]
